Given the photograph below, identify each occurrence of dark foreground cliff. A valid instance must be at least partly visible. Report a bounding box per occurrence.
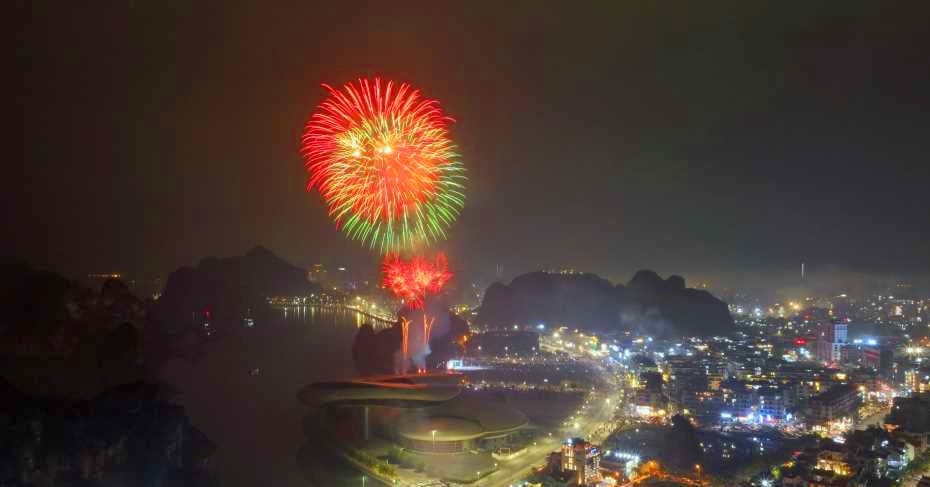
[477,270,733,337]
[0,380,216,487]
[0,256,147,398]
[0,257,217,486]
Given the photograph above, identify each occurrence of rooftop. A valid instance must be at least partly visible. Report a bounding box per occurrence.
[812,384,858,404]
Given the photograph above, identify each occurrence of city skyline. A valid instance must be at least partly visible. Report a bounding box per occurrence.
[6,4,930,485]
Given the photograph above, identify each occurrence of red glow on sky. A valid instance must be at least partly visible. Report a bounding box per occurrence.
[381,253,453,308]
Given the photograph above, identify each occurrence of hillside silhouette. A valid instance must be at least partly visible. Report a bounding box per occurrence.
[0,258,216,485]
[147,246,319,365]
[477,270,733,337]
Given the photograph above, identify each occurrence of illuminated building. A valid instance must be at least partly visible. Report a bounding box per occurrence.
[757,387,788,422]
[301,373,528,462]
[86,272,124,290]
[809,384,860,423]
[307,263,327,284]
[629,355,659,375]
[816,321,847,364]
[719,382,791,424]
[394,406,527,454]
[560,438,601,485]
[904,368,930,394]
[814,450,852,477]
[857,344,880,369]
[397,416,484,453]
[87,272,122,281]
[879,347,896,378]
[631,371,667,417]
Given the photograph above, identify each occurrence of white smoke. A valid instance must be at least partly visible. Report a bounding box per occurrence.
[620,304,676,338]
[395,296,450,373]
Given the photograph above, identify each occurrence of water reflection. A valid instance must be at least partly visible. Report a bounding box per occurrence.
[277,305,392,330]
[161,306,380,487]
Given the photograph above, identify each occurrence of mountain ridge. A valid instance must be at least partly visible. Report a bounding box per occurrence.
[477,270,733,337]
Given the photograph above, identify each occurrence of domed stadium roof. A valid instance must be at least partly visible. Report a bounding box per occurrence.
[439,396,528,435]
[395,396,529,442]
[396,415,485,442]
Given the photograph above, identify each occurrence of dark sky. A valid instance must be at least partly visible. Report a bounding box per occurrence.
[7,2,930,293]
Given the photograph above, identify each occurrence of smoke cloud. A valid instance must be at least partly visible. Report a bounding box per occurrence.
[394,297,451,373]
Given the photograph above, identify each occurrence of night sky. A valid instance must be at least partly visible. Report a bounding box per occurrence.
[8,2,930,294]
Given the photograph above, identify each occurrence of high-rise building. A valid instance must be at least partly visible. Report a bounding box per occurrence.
[816,321,847,364]
[879,348,895,378]
[846,344,880,370]
[834,322,847,344]
[904,368,930,394]
[561,438,601,485]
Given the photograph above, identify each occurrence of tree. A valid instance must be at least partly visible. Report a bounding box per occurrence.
[886,396,930,432]
[665,414,702,471]
[525,471,568,487]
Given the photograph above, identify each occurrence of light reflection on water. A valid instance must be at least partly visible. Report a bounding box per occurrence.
[278,305,392,330]
[161,306,387,487]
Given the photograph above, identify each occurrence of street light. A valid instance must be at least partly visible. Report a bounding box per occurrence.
[431,429,437,448]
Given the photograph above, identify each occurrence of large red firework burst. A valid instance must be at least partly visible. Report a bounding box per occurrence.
[301,77,466,254]
[381,253,453,308]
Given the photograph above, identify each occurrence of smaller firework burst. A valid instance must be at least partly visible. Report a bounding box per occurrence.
[381,253,452,308]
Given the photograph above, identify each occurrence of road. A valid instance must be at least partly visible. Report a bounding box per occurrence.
[901,469,930,487]
[480,357,621,487]
[481,437,561,487]
[854,406,890,431]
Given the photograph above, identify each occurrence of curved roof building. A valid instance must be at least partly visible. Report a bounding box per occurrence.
[299,373,530,455]
[394,396,528,453]
[397,416,485,442]
[298,372,464,408]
